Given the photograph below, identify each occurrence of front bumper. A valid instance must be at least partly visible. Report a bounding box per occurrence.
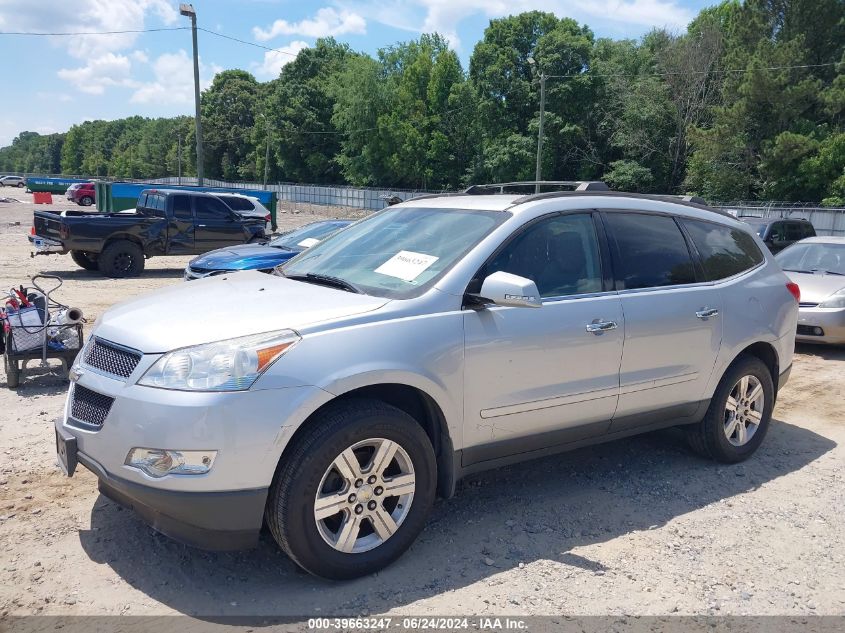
[796,306,845,345]
[59,418,267,550]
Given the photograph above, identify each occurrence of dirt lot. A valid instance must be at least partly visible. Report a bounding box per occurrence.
[1,192,844,619]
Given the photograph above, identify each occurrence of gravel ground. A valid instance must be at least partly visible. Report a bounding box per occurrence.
[1,192,844,619]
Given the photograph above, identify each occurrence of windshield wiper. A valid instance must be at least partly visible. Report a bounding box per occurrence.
[781,268,811,273]
[283,272,362,293]
[270,244,295,251]
[811,268,845,276]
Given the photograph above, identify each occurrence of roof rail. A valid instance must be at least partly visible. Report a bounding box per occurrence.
[464,180,609,195]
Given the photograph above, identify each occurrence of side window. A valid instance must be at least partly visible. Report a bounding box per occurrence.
[220,197,253,211]
[804,223,816,238]
[172,194,192,220]
[785,223,805,241]
[137,193,147,209]
[604,212,696,290]
[682,219,764,281]
[195,196,232,220]
[483,213,603,298]
[769,222,786,242]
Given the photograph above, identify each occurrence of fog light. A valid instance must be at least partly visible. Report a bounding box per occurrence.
[125,448,217,478]
[814,327,824,336]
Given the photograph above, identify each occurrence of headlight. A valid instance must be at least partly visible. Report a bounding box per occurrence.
[818,289,845,309]
[138,329,300,391]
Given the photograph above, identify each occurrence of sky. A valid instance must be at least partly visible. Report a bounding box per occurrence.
[0,0,719,148]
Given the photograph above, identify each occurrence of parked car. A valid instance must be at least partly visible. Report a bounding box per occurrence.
[29,189,267,277]
[213,193,273,228]
[56,183,798,579]
[741,217,816,253]
[66,182,96,206]
[184,219,353,280]
[0,175,26,188]
[776,236,845,344]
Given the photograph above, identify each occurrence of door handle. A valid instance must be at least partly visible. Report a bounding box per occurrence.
[695,308,719,319]
[586,320,618,334]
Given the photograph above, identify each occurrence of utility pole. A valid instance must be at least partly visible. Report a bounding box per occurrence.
[527,57,547,193]
[534,73,546,193]
[180,4,204,186]
[263,118,271,188]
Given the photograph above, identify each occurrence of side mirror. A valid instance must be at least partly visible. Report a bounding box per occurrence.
[471,271,542,308]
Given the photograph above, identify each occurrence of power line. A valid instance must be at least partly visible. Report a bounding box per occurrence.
[543,62,840,80]
[0,27,189,36]
[197,27,299,58]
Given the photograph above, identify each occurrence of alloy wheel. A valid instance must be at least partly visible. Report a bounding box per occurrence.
[724,375,764,447]
[314,438,415,554]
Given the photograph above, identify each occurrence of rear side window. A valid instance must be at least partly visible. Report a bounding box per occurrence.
[172,195,192,220]
[195,196,232,220]
[604,213,696,290]
[683,219,764,281]
[786,223,805,241]
[219,196,254,211]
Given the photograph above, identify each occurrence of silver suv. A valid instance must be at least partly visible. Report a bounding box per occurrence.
[55,182,799,579]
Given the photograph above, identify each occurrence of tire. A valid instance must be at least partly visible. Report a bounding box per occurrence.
[4,352,20,388]
[266,398,437,580]
[79,195,94,206]
[98,240,144,278]
[686,354,774,463]
[70,250,99,271]
[17,182,24,188]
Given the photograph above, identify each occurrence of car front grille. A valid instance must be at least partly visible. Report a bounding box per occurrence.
[83,338,142,379]
[70,384,114,428]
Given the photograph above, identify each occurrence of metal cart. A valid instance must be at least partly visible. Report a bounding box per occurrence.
[2,275,84,388]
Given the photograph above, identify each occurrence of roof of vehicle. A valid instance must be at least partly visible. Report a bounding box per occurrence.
[402,186,736,220]
[740,216,813,224]
[139,188,228,198]
[214,192,260,200]
[795,236,845,244]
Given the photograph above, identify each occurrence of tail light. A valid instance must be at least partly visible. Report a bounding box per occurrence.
[786,282,800,302]
[30,226,36,236]
[60,224,69,240]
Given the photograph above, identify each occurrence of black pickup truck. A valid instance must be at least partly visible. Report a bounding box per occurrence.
[30,189,268,277]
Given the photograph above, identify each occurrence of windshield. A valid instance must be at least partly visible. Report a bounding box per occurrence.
[281,207,506,298]
[776,242,845,275]
[270,221,350,251]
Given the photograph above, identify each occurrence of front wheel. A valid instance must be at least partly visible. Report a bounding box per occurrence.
[79,195,94,206]
[266,399,436,579]
[16,182,24,188]
[686,354,774,463]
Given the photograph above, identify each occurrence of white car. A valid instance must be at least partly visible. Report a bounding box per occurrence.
[0,175,26,188]
[214,193,272,230]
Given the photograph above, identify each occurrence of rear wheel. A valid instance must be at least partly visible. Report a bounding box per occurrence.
[70,250,99,271]
[686,354,774,463]
[16,182,24,188]
[79,195,94,206]
[98,240,144,277]
[266,399,436,579]
[4,351,20,388]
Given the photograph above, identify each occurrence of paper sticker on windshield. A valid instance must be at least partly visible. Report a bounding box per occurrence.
[375,251,439,282]
[297,237,320,248]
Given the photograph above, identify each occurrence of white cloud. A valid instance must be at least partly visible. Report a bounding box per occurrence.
[253,41,309,78]
[131,50,150,64]
[253,7,366,41]
[338,0,694,49]
[0,0,178,59]
[57,53,136,95]
[130,50,220,105]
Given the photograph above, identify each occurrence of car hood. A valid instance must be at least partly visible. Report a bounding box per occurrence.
[94,271,390,353]
[190,244,298,270]
[783,271,845,304]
